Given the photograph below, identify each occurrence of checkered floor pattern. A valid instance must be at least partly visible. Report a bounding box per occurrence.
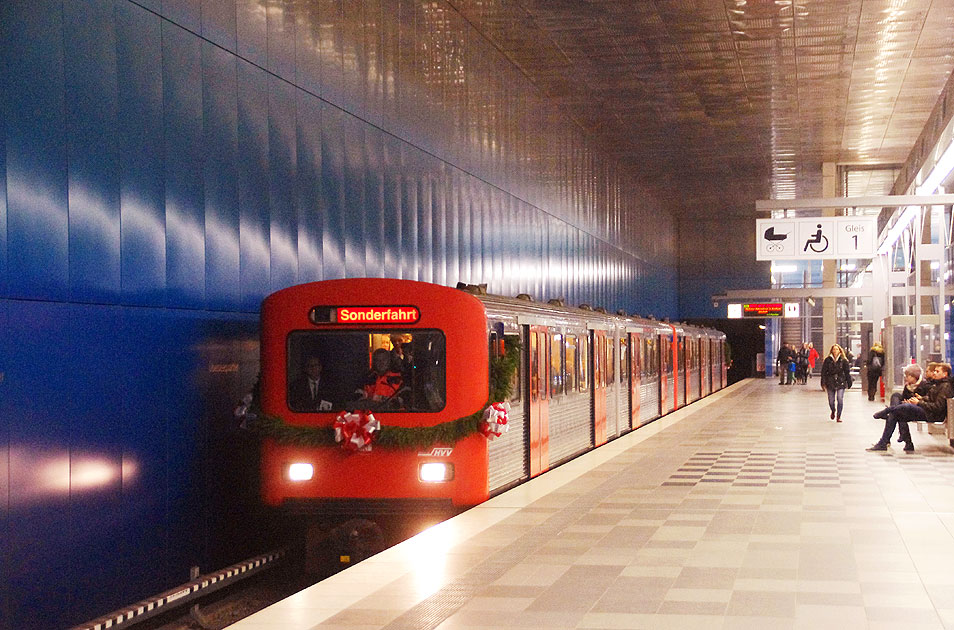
[666,446,954,488]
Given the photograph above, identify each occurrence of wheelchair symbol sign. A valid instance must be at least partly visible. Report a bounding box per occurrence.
[798,220,833,256]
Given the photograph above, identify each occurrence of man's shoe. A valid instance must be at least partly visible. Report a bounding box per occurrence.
[831,411,836,420]
[836,417,842,423]
[873,408,889,419]
[866,444,888,451]
[904,444,915,452]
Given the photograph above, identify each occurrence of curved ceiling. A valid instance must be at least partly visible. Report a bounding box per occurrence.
[452,0,954,216]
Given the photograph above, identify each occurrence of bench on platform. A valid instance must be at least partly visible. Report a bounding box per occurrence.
[910,397,954,447]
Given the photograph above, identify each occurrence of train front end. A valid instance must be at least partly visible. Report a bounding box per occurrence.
[259,279,490,515]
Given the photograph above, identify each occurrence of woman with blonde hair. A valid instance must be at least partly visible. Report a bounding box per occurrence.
[821,344,851,422]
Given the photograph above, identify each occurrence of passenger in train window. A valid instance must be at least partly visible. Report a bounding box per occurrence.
[289,356,334,412]
[356,348,405,409]
[389,333,413,378]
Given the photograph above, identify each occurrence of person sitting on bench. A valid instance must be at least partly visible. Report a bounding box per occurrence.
[867,363,952,453]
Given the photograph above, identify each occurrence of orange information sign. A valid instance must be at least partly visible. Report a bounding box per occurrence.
[318,306,421,325]
[742,303,783,317]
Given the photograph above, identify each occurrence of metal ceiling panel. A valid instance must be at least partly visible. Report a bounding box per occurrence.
[453,0,954,212]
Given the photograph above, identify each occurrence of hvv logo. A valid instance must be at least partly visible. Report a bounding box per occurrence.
[418,448,453,457]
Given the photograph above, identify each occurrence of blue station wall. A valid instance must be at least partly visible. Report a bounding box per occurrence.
[0,1,678,628]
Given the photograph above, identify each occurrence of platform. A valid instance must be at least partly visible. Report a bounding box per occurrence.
[227,379,954,630]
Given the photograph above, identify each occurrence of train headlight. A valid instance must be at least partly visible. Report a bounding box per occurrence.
[419,462,454,482]
[287,462,314,482]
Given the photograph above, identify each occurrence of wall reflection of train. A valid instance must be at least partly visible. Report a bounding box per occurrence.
[259,278,726,516]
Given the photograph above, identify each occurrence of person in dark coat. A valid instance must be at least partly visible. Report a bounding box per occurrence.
[820,344,851,422]
[289,356,335,411]
[776,344,793,385]
[866,343,886,401]
[868,363,952,452]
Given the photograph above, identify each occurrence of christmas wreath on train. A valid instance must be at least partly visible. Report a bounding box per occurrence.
[242,337,520,452]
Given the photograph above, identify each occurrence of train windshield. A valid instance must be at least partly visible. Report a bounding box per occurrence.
[286,330,446,413]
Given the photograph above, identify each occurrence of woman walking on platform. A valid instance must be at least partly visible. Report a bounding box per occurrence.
[821,344,851,422]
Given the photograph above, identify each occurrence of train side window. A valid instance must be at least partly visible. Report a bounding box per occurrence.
[606,337,616,386]
[506,333,522,403]
[565,335,578,392]
[539,332,549,401]
[529,332,539,402]
[579,336,589,392]
[620,337,628,383]
[550,332,564,397]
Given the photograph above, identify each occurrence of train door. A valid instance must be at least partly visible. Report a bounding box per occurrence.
[527,326,550,476]
[592,330,607,446]
[628,332,640,428]
[660,332,672,414]
[676,334,686,408]
[701,339,710,395]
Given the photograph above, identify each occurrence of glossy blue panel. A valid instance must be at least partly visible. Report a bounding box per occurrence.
[295,3,322,97]
[382,134,401,279]
[342,112,366,278]
[364,127,385,278]
[161,310,209,576]
[66,304,123,624]
[201,0,237,51]
[6,300,73,630]
[296,94,323,283]
[163,22,206,308]
[267,0,297,82]
[417,157,433,284]
[0,301,8,630]
[237,60,270,310]
[340,0,366,121]
[64,0,121,304]
[0,97,6,296]
[399,144,418,280]
[202,42,240,311]
[162,0,200,33]
[117,308,173,601]
[2,0,69,301]
[268,76,299,291]
[116,2,166,306]
[317,0,345,105]
[444,168,459,286]
[236,0,267,67]
[320,102,345,279]
[431,164,445,287]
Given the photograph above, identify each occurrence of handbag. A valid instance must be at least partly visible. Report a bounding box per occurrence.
[846,373,854,389]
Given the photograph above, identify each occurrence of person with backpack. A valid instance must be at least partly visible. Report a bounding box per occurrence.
[866,342,885,401]
[796,343,810,384]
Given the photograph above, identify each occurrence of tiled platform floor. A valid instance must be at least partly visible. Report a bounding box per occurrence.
[228,378,954,630]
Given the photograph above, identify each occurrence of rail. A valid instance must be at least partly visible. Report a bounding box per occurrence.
[67,548,287,630]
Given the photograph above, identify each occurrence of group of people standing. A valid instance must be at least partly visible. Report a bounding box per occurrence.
[775,342,819,385]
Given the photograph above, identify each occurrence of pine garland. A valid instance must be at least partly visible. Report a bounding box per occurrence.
[248,336,521,450]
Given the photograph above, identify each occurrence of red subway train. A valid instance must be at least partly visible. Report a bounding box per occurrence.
[256,278,726,515]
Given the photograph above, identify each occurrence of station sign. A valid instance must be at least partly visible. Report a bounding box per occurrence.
[743,303,783,317]
[310,306,421,325]
[756,217,877,260]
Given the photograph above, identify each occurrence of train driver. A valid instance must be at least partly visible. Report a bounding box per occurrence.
[289,356,334,412]
[357,348,405,407]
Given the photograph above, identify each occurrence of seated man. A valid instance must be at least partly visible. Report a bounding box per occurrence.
[289,356,334,412]
[868,363,952,452]
[355,348,404,409]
